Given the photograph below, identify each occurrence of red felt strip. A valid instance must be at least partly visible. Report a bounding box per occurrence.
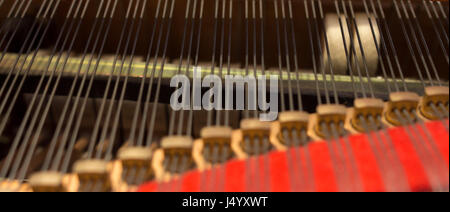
[308,141,338,192]
[138,121,448,192]
[348,134,385,192]
[269,151,290,192]
[426,121,449,167]
[224,159,245,192]
[181,170,200,192]
[388,126,431,191]
[137,181,157,192]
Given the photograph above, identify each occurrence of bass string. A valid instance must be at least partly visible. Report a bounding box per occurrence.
[58,0,120,175]
[104,0,148,161]
[145,0,176,154]
[205,0,220,127]
[177,0,200,136]
[0,0,60,179]
[309,0,349,192]
[277,0,307,192]
[0,0,44,133]
[168,0,202,192]
[430,1,449,45]
[102,0,148,189]
[87,0,141,191]
[340,0,400,192]
[405,0,441,86]
[135,0,170,147]
[167,0,192,136]
[128,0,163,145]
[360,0,411,191]
[143,0,194,191]
[20,0,100,179]
[200,0,220,193]
[422,0,449,64]
[145,0,176,147]
[88,0,136,159]
[139,0,176,191]
[0,0,26,64]
[207,0,229,193]
[145,1,178,191]
[3,0,75,180]
[393,0,434,87]
[13,0,93,180]
[0,0,59,141]
[95,0,143,160]
[186,0,205,136]
[46,0,113,171]
[392,0,448,192]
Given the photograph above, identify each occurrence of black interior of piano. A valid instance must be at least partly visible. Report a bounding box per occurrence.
[0,0,448,176]
[1,0,448,77]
